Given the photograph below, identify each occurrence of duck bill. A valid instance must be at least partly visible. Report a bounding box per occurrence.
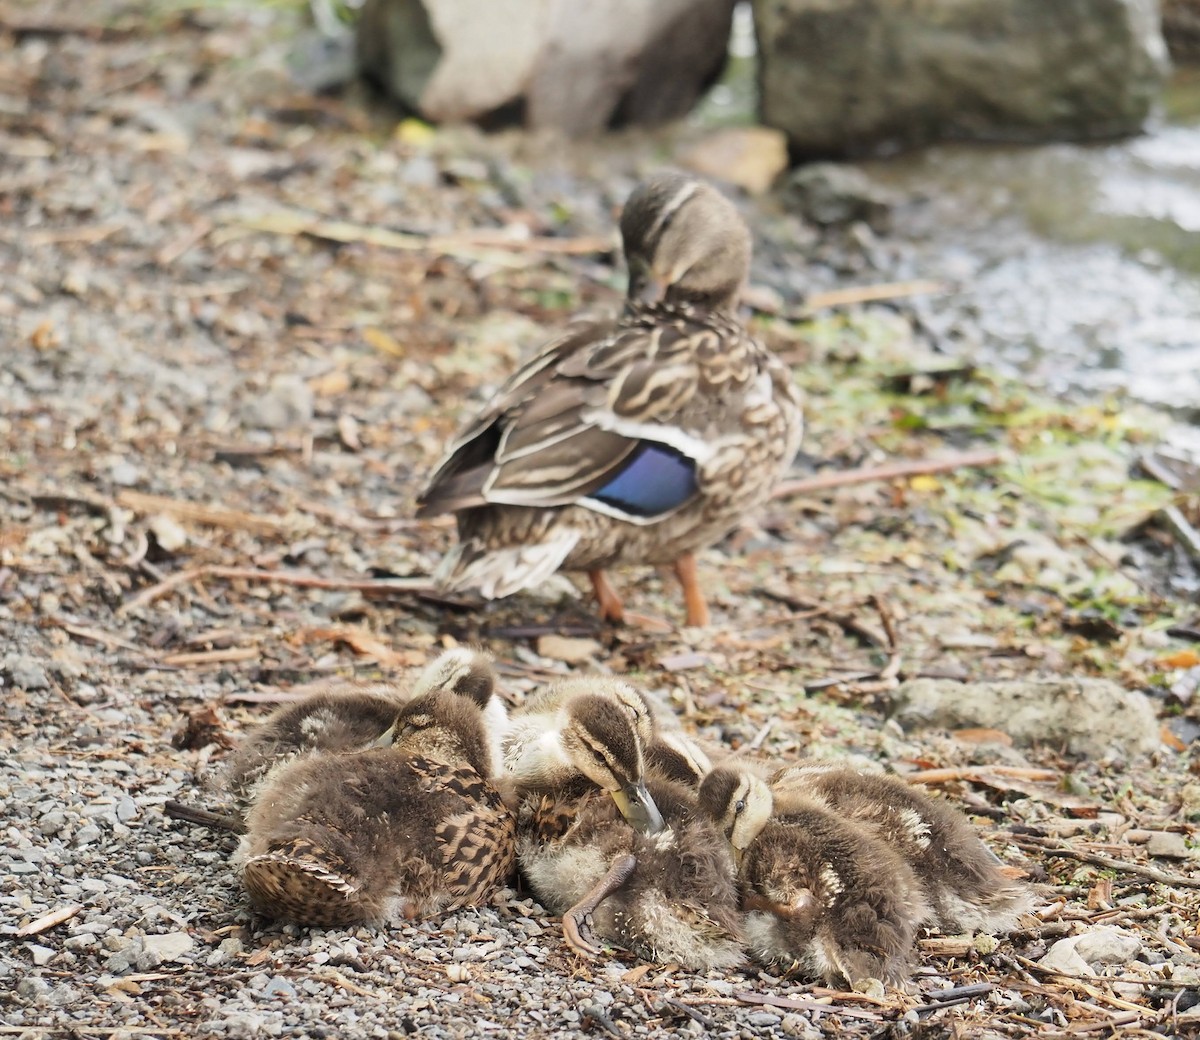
[370,724,397,749]
[610,780,666,835]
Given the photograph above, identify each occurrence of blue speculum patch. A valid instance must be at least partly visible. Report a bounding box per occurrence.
[588,443,699,519]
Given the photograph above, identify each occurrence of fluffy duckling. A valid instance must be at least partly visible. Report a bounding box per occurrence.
[643,728,715,788]
[770,761,1032,934]
[224,649,498,810]
[417,172,804,627]
[504,677,664,835]
[509,678,743,969]
[520,773,745,970]
[236,664,514,927]
[698,765,928,986]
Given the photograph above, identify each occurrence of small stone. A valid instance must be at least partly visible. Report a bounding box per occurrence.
[3,654,50,691]
[63,933,97,951]
[141,931,195,964]
[28,944,55,966]
[1074,926,1143,966]
[115,796,137,823]
[1146,831,1192,859]
[110,460,141,487]
[1040,936,1095,976]
[147,513,188,552]
[16,976,51,1002]
[251,374,314,430]
[536,634,600,664]
[74,824,102,845]
[748,1011,782,1027]
[263,975,296,998]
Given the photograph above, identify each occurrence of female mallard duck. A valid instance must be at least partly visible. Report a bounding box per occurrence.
[510,678,744,969]
[224,649,500,812]
[417,172,804,627]
[236,659,514,927]
[770,761,1032,934]
[698,765,928,986]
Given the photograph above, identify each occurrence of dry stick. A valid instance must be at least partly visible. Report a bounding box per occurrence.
[800,279,949,313]
[118,566,433,615]
[906,766,1060,785]
[115,489,290,534]
[773,449,1003,500]
[15,903,84,937]
[1011,834,1200,889]
[163,800,246,835]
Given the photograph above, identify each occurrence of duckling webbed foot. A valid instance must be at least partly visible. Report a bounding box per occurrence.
[562,853,637,957]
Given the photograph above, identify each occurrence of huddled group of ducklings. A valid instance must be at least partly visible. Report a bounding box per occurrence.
[212,648,1032,987]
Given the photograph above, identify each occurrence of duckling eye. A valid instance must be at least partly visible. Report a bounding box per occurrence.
[734,799,746,815]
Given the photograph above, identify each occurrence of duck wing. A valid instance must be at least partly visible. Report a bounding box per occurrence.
[417,313,713,524]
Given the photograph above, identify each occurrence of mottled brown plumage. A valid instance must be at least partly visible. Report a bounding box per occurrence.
[223,649,498,812]
[236,669,514,927]
[698,766,928,985]
[770,761,1033,934]
[417,172,804,626]
[519,774,745,970]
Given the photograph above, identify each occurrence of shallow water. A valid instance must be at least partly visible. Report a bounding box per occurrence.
[854,73,1200,419]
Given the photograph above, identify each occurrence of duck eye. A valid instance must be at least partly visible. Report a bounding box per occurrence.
[734,799,746,814]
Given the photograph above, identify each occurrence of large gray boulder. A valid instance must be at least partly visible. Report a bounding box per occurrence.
[754,0,1170,157]
[1163,0,1200,61]
[357,0,736,134]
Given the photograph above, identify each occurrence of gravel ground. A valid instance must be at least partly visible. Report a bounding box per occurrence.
[2,3,1200,1037]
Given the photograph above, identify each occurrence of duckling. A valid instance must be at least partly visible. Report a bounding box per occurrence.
[643,728,715,788]
[417,172,804,627]
[770,761,1033,934]
[504,679,664,836]
[224,648,497,811]
[236,668,514,927]
[698,765,928,986]
[520,773,745,970]
[508,678,743,969]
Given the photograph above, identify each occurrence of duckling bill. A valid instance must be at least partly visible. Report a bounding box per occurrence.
[418,172,804,627]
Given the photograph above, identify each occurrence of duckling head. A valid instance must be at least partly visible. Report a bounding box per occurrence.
[560,693,665,836]
[697,765,773,867]
[619,172,752,314]
[544,675,656,747]
[644,729,713,789]
[411,647,496,707]
[373,688,491,776]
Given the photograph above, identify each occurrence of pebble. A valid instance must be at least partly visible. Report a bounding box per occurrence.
[38,811,68,836]
[3,654,50,691]
[1146,831,1192,859]
[748,1011,782,1028]
[262,975,297,999]
[28,944,55,966]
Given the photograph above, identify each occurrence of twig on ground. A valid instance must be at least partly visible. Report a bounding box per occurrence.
[799,279,949,314]
[773,449,1003,500]
[747,717,777,751]
[118,566,433,615]
[15,904,84,937]
[1010,834,1200,889]
[163,800,246,835]
[909,982,995,1013]
[905,766,1060,785]
[115,489,291,534]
